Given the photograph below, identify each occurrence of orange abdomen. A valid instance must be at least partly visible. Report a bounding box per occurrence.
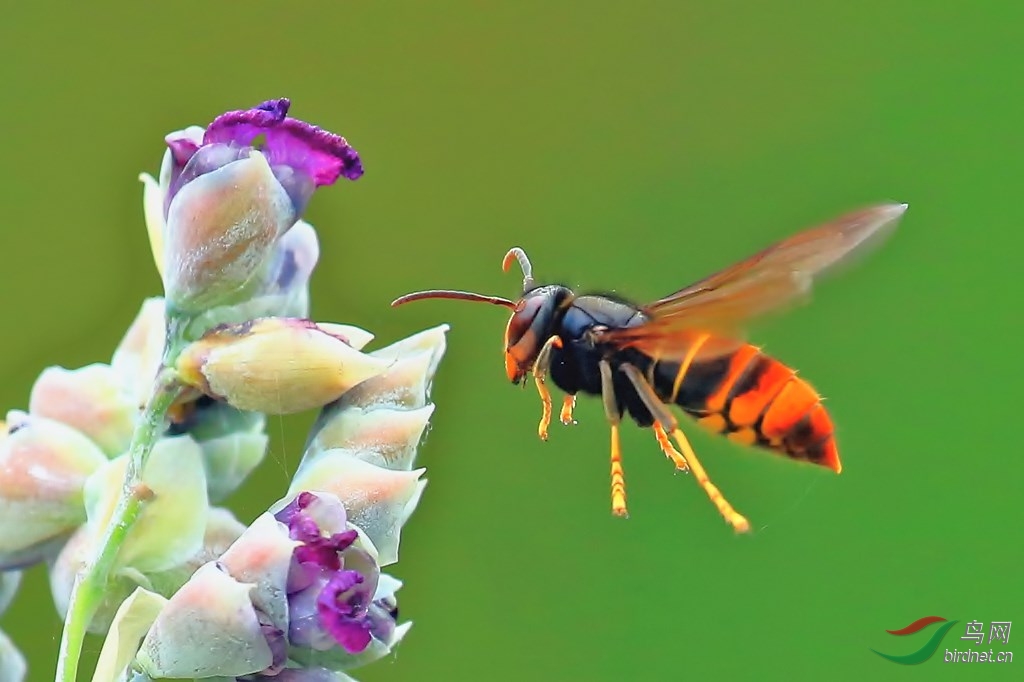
[651,342,841,472]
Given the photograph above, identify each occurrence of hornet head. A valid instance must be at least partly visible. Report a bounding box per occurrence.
[392,247,572,383]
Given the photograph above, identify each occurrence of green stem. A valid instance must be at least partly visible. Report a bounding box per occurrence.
[54,365,184,682]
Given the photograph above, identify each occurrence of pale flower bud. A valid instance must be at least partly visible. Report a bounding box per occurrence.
[90,587,169,682]
[163,150,296,314]
[218,512,298,635]
[182,219,325,339]
[199,430,271,503]
[175,318,389,414]
[0,576,23,679]
[306,404,434,471]
[303,324,447,471]
[84,435,208,573]
[0,414,107,567]
[136,562,276,678]
[110,297,167,409]
[333,349,437,411]
[0,630,25,682]
[141,174,172,282]
[316,324,375,352]
[29,364,137,456]
[0,571,19,617]
[370,324,448,379]
[146,99,362,317]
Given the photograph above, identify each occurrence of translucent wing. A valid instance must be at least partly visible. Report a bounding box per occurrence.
[599,203,907,359]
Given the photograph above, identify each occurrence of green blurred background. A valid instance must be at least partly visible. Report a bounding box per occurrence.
[1,2,1021,680]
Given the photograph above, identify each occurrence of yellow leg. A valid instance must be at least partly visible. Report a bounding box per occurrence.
[610,423,627,517]
[669,427,750,533]
[619,363,749,533]
[653,422,689,472]
[560,394,577,425]
[532,336,563,441]
[534,374,553,441]
[599,360,628,517]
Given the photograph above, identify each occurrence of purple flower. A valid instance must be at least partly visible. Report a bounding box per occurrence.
[164,98,362,217]
[274,492,386,655]
[146,99,363,314]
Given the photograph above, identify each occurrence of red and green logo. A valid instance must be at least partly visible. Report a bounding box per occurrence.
[871,616,959,665]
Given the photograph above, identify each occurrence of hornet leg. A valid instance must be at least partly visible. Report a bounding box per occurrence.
[532,335,563,441]
[599,359,628,517]
[560,394,577,425]
[619,363,750,533]
[653,423,689,473]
